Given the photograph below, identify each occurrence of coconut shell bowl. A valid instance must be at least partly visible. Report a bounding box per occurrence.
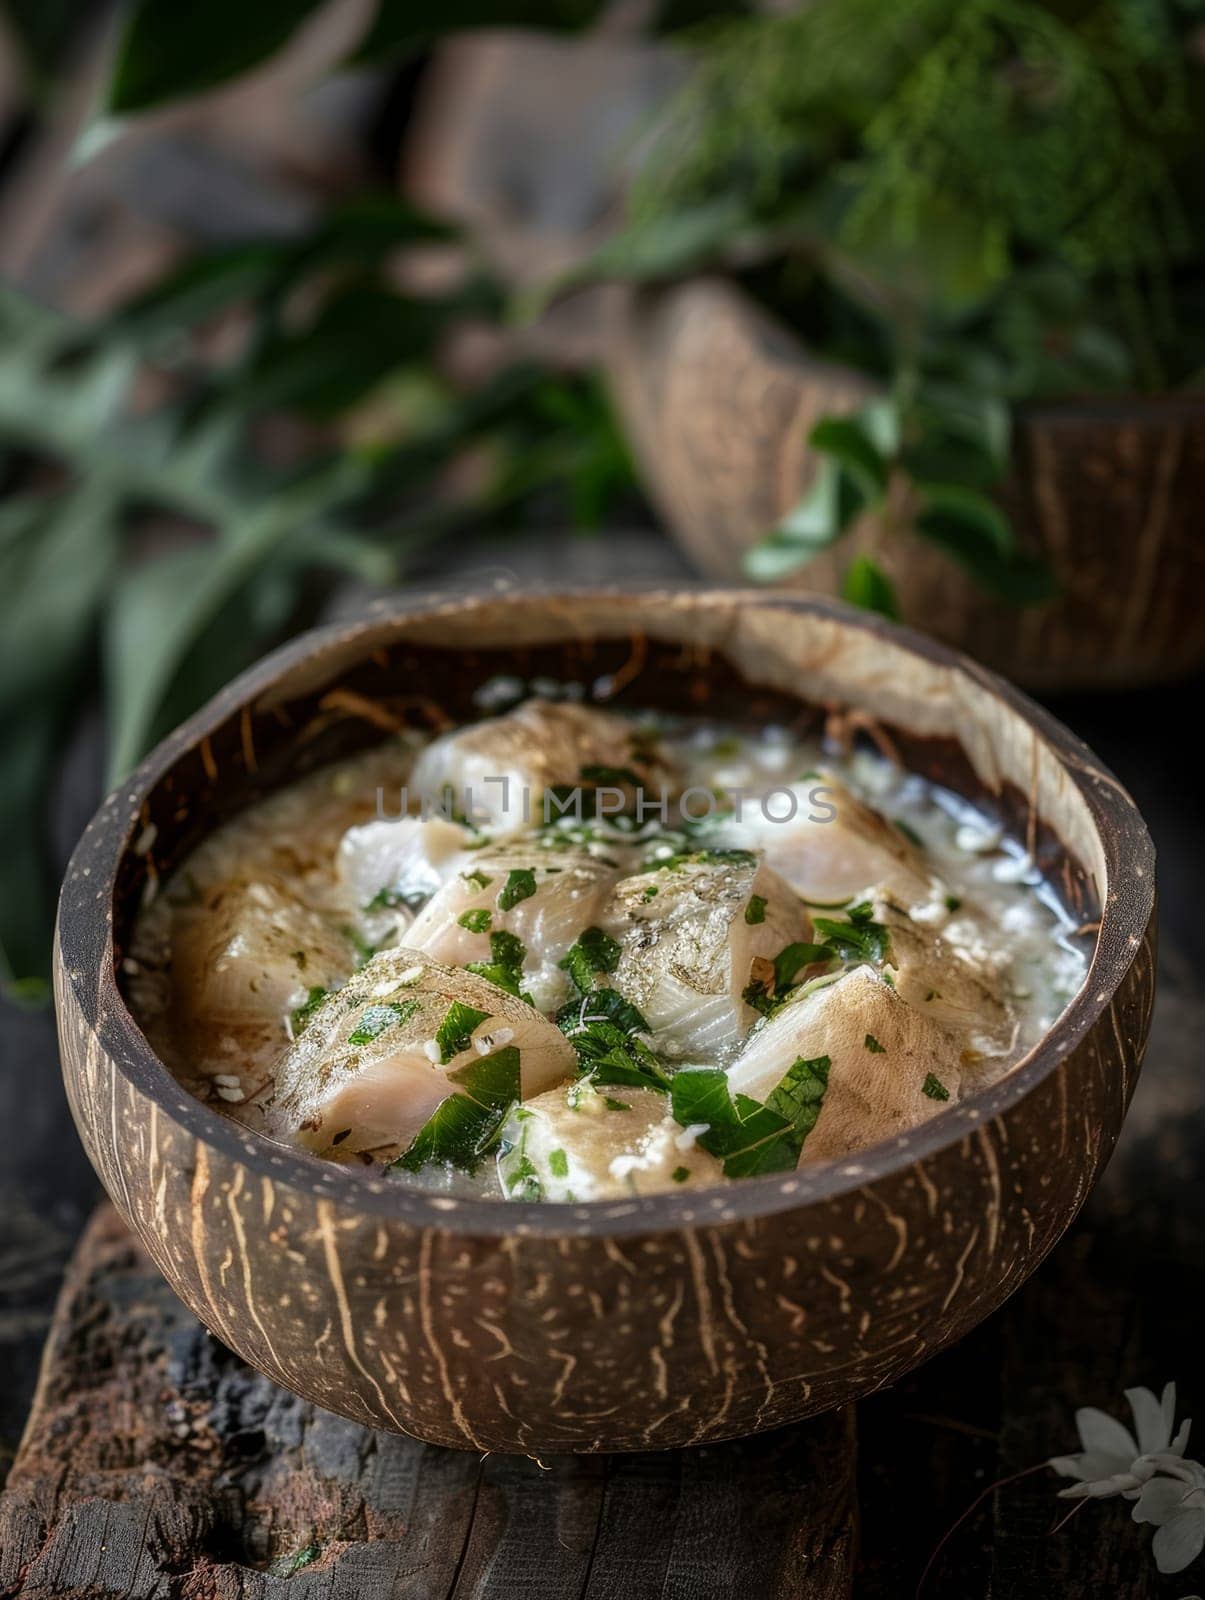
[55,588,1156,1454]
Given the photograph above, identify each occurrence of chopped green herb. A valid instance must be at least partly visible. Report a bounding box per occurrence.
[672,1166,691,1183]
[497,867,538,910]
[290,986,328,1036]
[765,1055,831,1143]
[465,930,528,997]
[548,1148,569,1178]
[458,908,493,933]
[944,894,963,913]
[894,818,924,847]
[922,1073,951,1102]
[580,762,648,789]
[864,1032,887,1054]
[744,894,767,925]
[342,925,378,967]
[604,1097,631,1111]
[462,868,493,890]
[395,1046,522,1173]
[292,950,307,969]
[556,988,671,1092]
[348,999,420,1046]
[670,1053,830,1177]
[641,884,659,902]
[743,940,831,1015]
[364,885,428,913]
[434,1001,491,1063]
[559,925,622,992]
[923,988,939,1002]
[811,902,891,964]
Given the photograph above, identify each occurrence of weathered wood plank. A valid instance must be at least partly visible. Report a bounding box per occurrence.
[0,1206,856,1600]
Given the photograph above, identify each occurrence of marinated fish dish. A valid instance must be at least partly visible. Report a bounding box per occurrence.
[127,692,1090,1201]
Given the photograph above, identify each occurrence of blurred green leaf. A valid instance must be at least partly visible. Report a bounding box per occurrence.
[105,0,326,115]
[913,486,1057,606]
[841,553,899,619]
[809,413,889,497]
[745,454,868,581]
[0,481,122,996]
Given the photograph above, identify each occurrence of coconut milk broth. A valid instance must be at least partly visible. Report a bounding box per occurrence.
[128,703,1090,1198]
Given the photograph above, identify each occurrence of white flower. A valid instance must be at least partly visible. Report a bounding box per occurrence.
[1133,1460,1205,1575]
[1050,1383,1192,1500]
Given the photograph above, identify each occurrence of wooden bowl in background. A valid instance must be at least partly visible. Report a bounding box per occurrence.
[55,588,1156,1452]
[608,280,1205,692]
[406,34,1205,693]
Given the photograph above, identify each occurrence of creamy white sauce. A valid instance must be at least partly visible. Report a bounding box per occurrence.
[127,703,1091,1200]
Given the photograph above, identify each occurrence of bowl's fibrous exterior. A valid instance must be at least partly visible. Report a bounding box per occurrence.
[56,590,1156,1453]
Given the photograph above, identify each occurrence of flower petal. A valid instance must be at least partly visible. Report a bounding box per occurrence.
[1152,1509,1205,1575]
[1128,1388,1171,1455]
[1075,1406,1139,1463]
[1133,1478,1190,1527]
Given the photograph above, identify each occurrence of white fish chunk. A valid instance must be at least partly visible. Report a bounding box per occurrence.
[603,849,813,1058]
[726,965,963,1163]
[268,948,575,1158]
[497,1081,723,1201]
[718,771,927,903]
[405,841,623,1012]
[876,890,1014,1054]
[336,814,473,917]
[408,698,673,835]
[171,876,354,1031]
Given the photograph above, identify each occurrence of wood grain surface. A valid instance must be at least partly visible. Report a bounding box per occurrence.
[0,1206,856,1600]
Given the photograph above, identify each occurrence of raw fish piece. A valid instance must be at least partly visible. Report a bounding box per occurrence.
[717,771,927,903]
[603,850,813,1057]
[405,841,623,1011]
[268,948,575,1158]
[726,965,963,1163]
[498,1082,723,1200]
[409,698,673,835]
[171,876,354,1031]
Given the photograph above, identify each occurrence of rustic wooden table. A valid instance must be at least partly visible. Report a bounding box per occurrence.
[2,536,1203,1599]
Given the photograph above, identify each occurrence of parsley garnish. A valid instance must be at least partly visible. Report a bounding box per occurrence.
[922,1073,951,1101]
[811,901,891,964]
[580,762,648,789]
[944,894,963,913]
[465,930,528,998]
[364,885,428,913]
[894,818,924,847]
[559,926,622,992]
[395,1046,521,1173]
[462,869,493,890]
[290,986,328,1036]
[434,1000,490,1063]
[548,1148,569,1178]
[744,894,767,925]
[458,908,492,933]
[347,999,420,1046]
[669,1054,830,1177]
[556,988,671,1092]
[672,1166,691,1183]
[864,1032,886,1054]
[497,868,537,910]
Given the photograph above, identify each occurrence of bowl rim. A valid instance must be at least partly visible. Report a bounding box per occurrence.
[56,584,1156,1239]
